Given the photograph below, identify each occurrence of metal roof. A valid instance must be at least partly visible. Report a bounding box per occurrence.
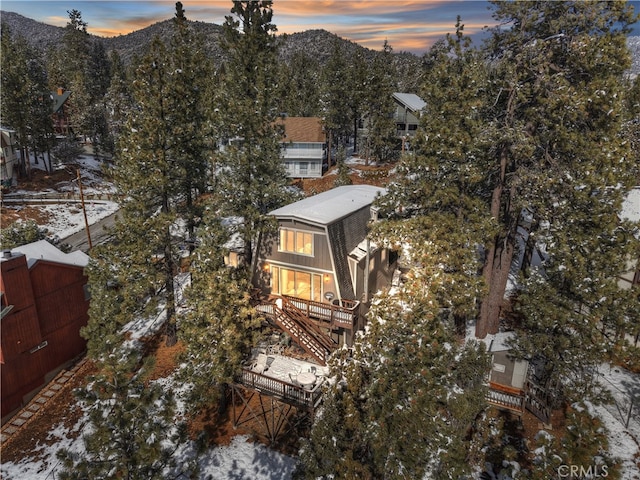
[393,92,426,113]
[269,185,386,225]
[5,240,89,268]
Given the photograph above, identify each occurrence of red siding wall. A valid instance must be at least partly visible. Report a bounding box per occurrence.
[1,255,89,421]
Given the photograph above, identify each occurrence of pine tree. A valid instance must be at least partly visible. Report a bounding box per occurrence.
[25,53,55,173]
[376,21,491,334]
[215,0,293,274]
[1,25,37,177]
[333,145,352,187]
[320,39,353,167]
[103,50,132,155]
[168,1,211,250]
[277,50,321,117]
[0,220,46,249]
[360,40,398,165]
[56,347,196,479]
[297,242,491,479]
[178,210,260,412]
[475,0,639,339]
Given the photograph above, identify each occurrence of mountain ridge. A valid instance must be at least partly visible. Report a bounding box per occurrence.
[2,10,638,78]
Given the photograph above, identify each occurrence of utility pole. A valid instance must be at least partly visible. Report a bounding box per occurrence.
[77,169,93,250]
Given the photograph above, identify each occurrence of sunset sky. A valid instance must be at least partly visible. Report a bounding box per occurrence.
[2,1,640,55]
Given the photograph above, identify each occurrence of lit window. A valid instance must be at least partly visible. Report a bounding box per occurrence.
[271,266,322,301]
[279,228,313,256]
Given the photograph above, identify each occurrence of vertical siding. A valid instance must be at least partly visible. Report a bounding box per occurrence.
[1,259,88,420]
[1,254,36,311]
[0,307,42,360]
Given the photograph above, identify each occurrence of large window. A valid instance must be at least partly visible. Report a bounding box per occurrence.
[271,266,322,301]
[279,228,313,256]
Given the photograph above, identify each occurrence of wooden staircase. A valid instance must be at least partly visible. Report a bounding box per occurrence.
[264,297,337,365]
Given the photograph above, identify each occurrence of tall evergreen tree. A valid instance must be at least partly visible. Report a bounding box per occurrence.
[377,21,492,334]
[276,50,321,117]
[179,211,260,412]
[476,0,639,339]
[1,25,39,177]
[361,40,398,164]
[320,39,353,166]
[215,0,293,274]
[56,347,195,479]
[104,50,132,155]
[385,2,639,406]
[169,1,211,249]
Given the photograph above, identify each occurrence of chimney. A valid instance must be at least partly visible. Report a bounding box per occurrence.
[57,87,64,95]
[2,250,12,259]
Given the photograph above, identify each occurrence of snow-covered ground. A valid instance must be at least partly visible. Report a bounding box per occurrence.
[0,275,298,480]
[3,153,119,241]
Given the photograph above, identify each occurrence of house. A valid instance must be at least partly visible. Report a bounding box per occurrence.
[1,240,90,423]
[357,92,426,151]
[392,92,426,139]
[275,117,327,178]
[1,127,19,188]
[484,332,551,423]
[253,185,397,358]
[51,87,72,136]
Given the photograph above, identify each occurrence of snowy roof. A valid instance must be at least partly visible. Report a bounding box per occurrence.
[392,92,426,112]
[5,240,89,269]
[621,187,640,222]
[268,185,386,225]
[349,238,378,262]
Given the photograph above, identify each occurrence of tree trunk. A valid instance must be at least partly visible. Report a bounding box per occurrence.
[353,116,358,154]
[163,201,177,347]
[476,145,517,338]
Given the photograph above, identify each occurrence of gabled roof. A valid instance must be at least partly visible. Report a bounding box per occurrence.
[392,92,426,113]
[51,90,71,114]
[276,117,325,143]
[7,240,89,269]
[269,185,385,225]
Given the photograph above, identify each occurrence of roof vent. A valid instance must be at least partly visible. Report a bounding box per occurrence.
[2,250,12,259]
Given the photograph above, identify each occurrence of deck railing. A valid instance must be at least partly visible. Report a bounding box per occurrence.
[280,295,360,331]
[239,368,324,409]
[486,382,525,414]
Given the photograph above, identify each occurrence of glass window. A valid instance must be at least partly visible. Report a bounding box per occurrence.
[271,266,322,301]
[279,228,313,256]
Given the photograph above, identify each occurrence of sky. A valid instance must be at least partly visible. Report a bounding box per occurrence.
[2,1,640,55]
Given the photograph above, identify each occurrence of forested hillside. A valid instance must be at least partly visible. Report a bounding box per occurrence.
[0,10,424,91]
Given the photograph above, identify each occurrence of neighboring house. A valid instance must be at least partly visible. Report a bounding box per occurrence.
[0,241,89,423]
[51,87,72,136]
[484,332,551,424]
[392,92,426,139]
[0,127,19,188]
[253,185,397,359]
[357,92,426,150]
[276,117,327,178]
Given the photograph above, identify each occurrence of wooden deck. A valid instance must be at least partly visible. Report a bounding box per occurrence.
[486,382,525,415]
[259,294,360,331]
[239,368,324,410]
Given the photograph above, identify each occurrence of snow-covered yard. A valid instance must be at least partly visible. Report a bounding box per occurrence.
[0,275,298,480]
[2,153,119,241]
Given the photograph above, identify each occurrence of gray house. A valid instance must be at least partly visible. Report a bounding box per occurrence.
[254,185,397,357]
[276,116,327,178]
[392,92,426,138]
